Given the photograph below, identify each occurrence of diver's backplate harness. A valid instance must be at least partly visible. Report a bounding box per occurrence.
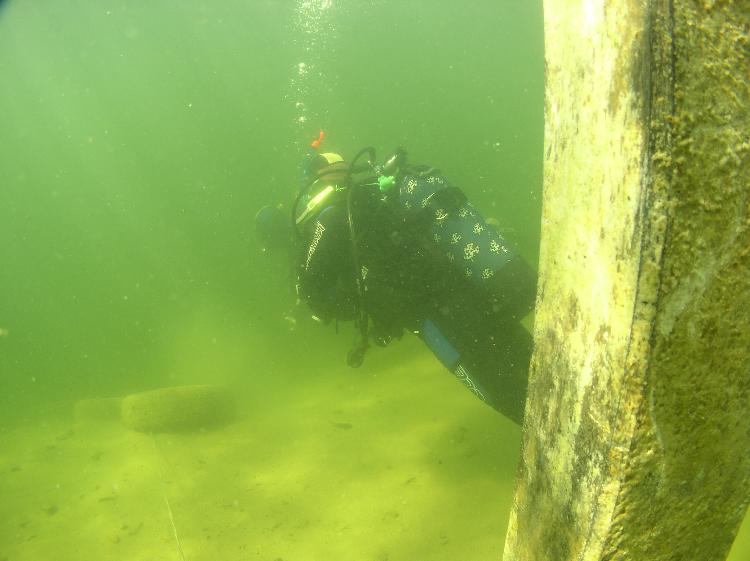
[293,135,421,368]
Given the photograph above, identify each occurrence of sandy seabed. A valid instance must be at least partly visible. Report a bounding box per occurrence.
[1,340,748,561]
[0,343,522,561]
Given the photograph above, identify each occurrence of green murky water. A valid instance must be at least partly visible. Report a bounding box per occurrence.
[0,1,746,560]
[0,0,543,423]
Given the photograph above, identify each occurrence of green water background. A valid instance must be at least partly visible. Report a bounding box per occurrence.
[1,1,749,560]
[0,0,543,423]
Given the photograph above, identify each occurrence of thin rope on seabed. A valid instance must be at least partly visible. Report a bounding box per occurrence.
[151,432,188,561]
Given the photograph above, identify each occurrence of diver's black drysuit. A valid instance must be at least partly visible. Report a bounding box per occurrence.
[295,164,536,424]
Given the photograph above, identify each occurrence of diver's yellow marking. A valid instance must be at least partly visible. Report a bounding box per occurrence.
[296,185,334,225]
[305,221,326,270]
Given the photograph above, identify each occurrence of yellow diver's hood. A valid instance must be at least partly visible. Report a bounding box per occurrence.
[319,152,343,164]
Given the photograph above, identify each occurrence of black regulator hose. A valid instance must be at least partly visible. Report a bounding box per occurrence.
[344,146,377,367]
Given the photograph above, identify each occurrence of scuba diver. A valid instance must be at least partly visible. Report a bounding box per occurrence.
[255,132,537,425]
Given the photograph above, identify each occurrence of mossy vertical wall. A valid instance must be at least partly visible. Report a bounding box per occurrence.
[504,2,750,560]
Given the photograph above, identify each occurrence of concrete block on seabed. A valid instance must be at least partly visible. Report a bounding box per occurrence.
[120,385,236,433]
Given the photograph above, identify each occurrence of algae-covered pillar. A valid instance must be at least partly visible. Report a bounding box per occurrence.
[503,2,750,561]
